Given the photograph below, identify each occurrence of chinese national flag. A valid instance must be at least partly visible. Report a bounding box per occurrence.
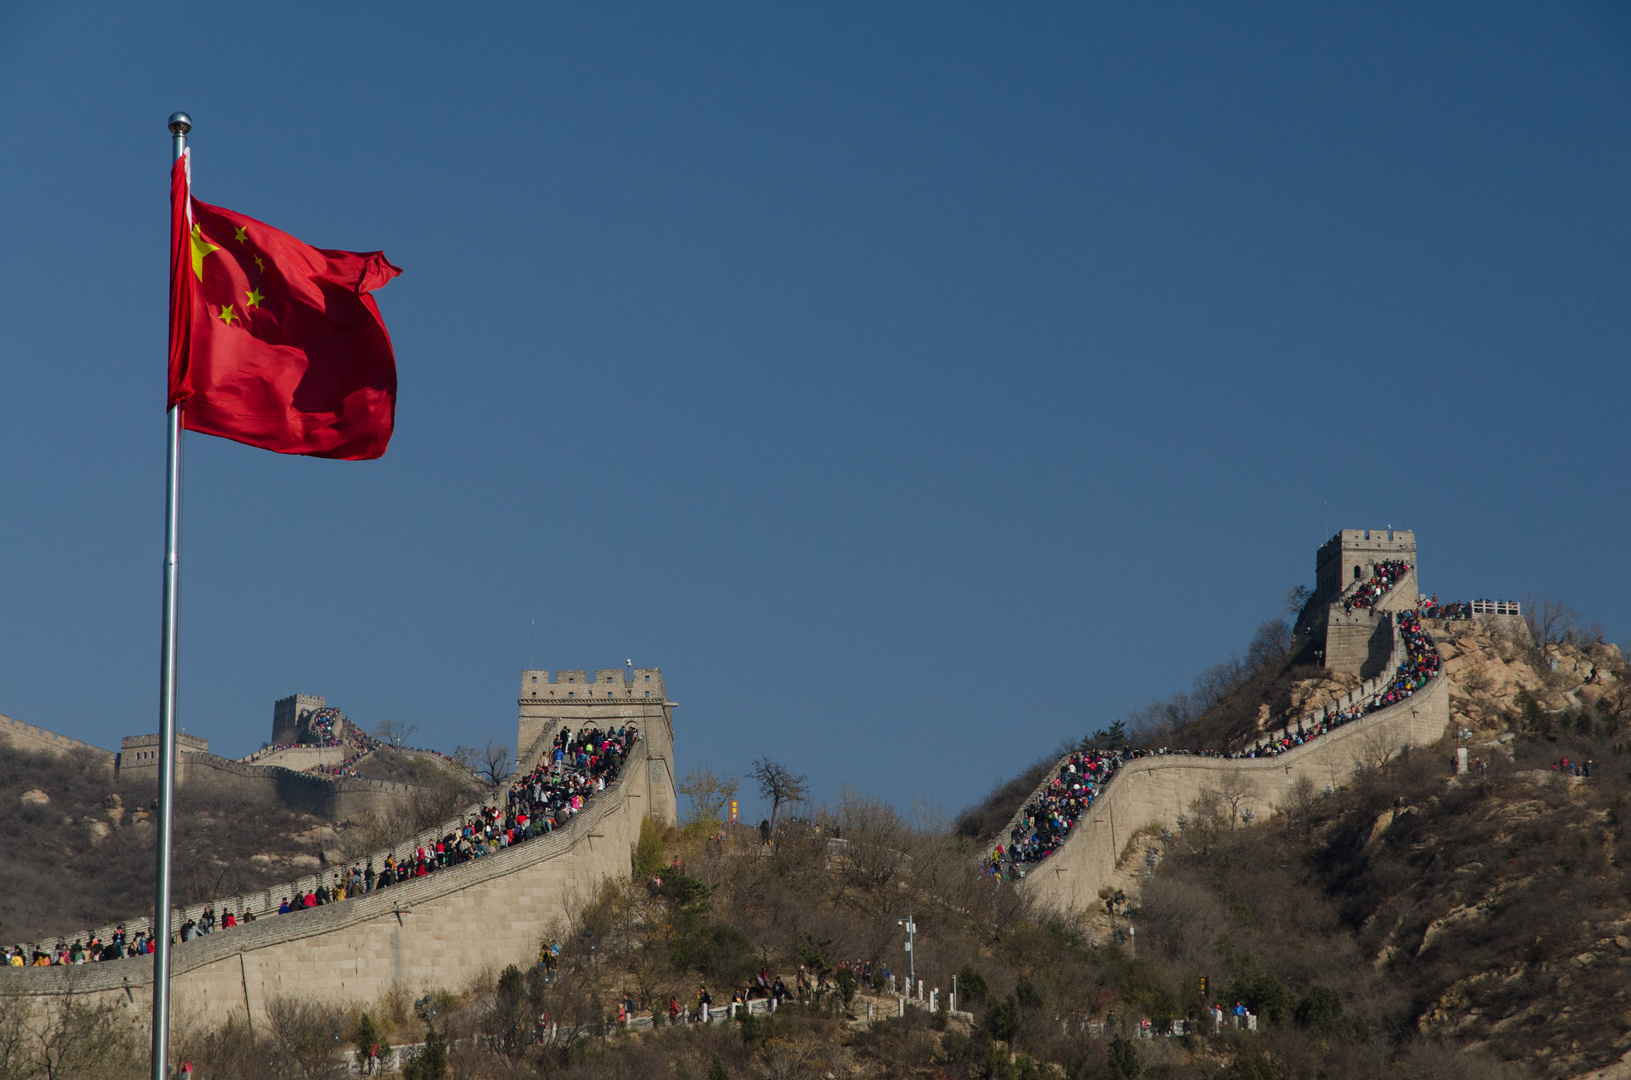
[168,153,401,460]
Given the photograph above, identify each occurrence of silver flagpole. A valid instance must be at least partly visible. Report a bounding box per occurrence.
[151,109,190,1080]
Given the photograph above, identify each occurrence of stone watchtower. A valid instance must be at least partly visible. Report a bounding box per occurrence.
[271,694,326,746]
[516,667,678,826]
[1297,529,1419,676]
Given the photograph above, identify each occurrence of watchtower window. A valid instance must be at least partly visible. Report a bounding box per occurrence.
[1353,566,1361,580]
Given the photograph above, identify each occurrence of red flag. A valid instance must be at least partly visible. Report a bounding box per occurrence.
[168,154,401,460]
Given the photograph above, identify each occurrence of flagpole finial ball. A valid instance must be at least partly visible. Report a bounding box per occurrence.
[168,113,192,136]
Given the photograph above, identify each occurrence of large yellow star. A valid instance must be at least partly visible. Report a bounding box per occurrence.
[217,304,238,326]
[233,226,248,243]
[244,287,265,308]
[190,224,221,281]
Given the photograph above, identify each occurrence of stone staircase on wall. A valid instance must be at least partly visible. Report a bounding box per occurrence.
[1323,569,1416,676]
[0,739,655,1028]
[5,729,632,971]
[999,609,1446,916]
[1016,675,1448,915]
[995,616,1406,857]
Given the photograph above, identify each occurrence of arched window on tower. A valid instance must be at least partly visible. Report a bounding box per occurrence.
[1353,565,1362,580]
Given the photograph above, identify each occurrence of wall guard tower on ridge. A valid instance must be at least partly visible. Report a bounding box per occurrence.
[518,666,678,826]
[1297,528,1418,676]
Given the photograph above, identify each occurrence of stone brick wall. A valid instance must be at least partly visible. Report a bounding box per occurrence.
[116,748,414,820]
[1314,529,1417,608]
[237,746,353,771]
[271,694,326,746]
[0,714,115,767]
[0,740,659,1029]
[1325,609,1397,677]
[1017,675,1449,915]
[517,666,676,827]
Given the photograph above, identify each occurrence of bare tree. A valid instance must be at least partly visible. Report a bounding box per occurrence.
[752,757,808,836]
[266,994,340,1079]
[1285,585,1313,615]
[1355,728,1399,773]
[375,719,418,750]
[0,995,32,1080]
[1246,619,1293,672]
[1282,774,1320,839]
[1212,770,1256,828]
[1524,595,1580,648]
[677,765,739,830]
[32,986,141,1080]
[478,736,513,787]
[831,786,909,894]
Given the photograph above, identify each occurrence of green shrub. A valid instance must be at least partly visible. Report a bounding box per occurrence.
[1107,1034,1141,1079]
[401,1027,448,1080]
[1293,984,1343,1033]
[984,995,1020,1043]
[671,922,755,985]
[957,965,990,1005]
[1224,968,1293,1026]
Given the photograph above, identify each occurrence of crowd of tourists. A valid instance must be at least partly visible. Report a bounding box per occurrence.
[7,725,639,970]
[1416,595,1471,620]
[988,608,1446,877]
[308,708,378,775]
[986,749,1125,874]
[1229,610,1441,760]
[6,925,160,966]
[1343,560,1411,614]
[505,725,635,830]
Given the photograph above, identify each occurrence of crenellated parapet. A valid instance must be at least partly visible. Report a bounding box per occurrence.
[517,666,677,826]
[1001,530,1456,916]
[0,714,115,765]
[0,739,659,1028]
[1016,675,1449,916]
[1297,529,1419,675]
[1313,529,1418,606]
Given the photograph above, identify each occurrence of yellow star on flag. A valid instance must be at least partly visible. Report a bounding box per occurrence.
[252,254,266,273]
[218,304,238,326]
[234,226,248,243]
[244,286,265,308]
[190,224,221,281]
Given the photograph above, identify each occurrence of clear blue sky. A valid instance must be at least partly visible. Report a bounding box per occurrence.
[1,3,1626,819]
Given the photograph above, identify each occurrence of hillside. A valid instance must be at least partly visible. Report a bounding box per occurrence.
[0,741,482,945]
[5,607,1628,1078]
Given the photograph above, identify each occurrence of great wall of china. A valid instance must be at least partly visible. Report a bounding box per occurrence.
[1008,650,1451,914]
[1006,529,1523,913]
[0,669,678,1028]
[0,532,1519,1026]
